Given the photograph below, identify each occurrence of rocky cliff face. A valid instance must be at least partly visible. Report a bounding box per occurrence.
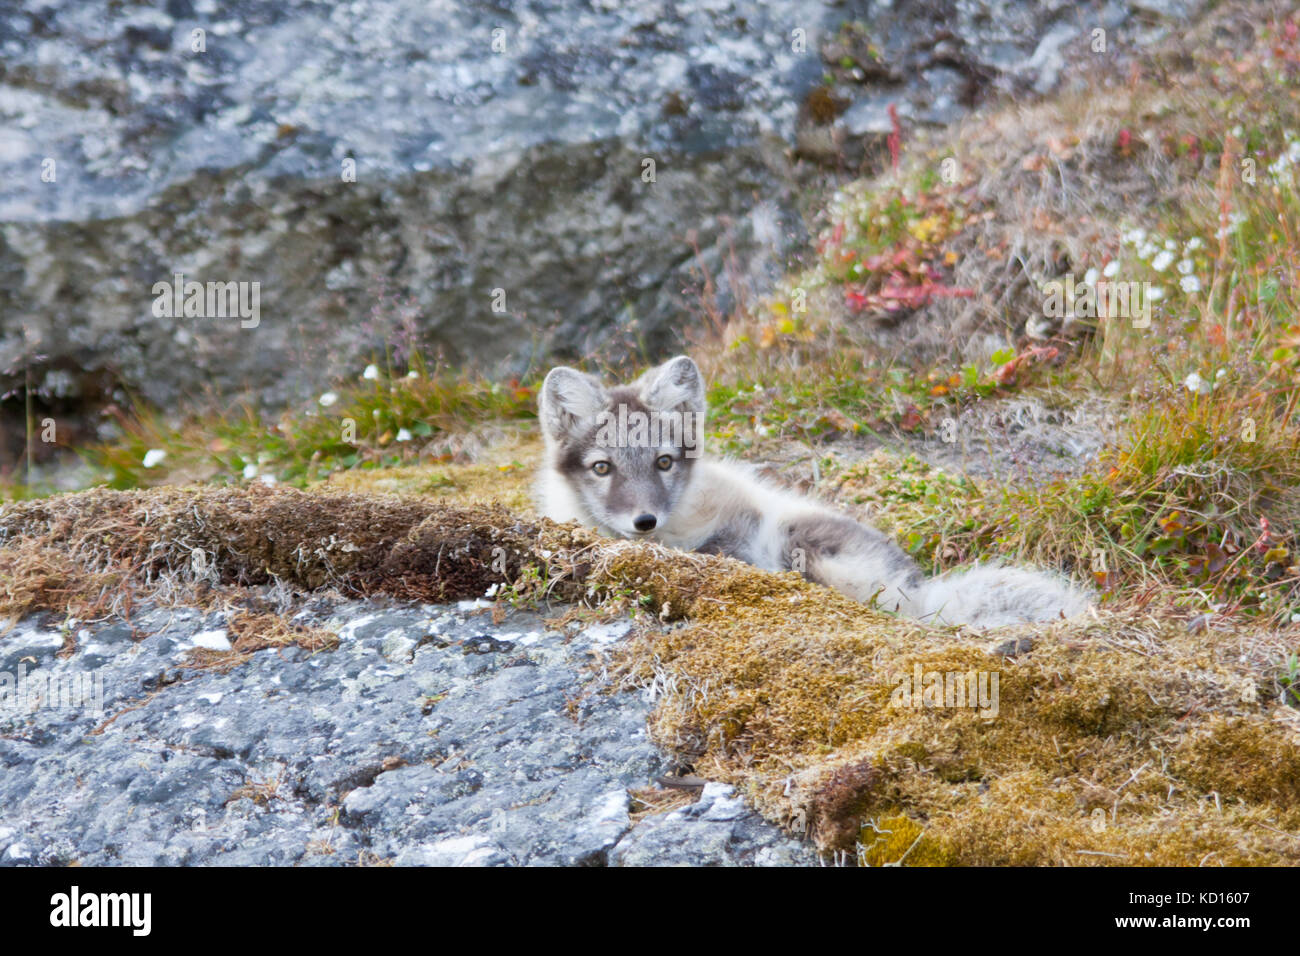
[0,0,825,419]
[0,0,1199,432]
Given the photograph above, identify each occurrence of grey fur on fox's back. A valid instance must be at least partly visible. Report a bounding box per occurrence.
[536,355,1091,628]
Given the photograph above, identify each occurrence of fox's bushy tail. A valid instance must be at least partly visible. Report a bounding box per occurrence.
[916,563,1091,628]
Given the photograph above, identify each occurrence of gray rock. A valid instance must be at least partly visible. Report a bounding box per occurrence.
[0,596,812,866]
[826,0,1207,166]
[611,782,815,866]
[379,628,417,664]
[0,0,1210,436]
[0,0,825,420]
[0,627,64,673]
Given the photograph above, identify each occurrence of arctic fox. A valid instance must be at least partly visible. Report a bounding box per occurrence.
[536,355,1091,628]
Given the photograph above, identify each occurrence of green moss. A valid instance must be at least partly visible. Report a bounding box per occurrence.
[79,357,539,492]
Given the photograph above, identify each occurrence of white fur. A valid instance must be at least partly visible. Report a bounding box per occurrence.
[919,564,1092,628]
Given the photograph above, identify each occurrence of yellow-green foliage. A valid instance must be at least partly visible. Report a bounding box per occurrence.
[826,387,1300,621]
[320,437,540,514]
[858,814,953,867]
[76,359,538,493]
[612,593,1300,864]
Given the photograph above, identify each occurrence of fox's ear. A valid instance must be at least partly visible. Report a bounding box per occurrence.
[539,366,606,442]
[640,355,705,416]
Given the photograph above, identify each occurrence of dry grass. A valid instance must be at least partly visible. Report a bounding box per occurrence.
[628,786,700,821]
[0,483,703,615]
[686,2,1290,454]
[0,536,128,624]
[184,610,339,671]
[225,766,290,807]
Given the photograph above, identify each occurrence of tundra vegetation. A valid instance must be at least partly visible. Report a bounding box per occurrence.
[3,5,1300,864]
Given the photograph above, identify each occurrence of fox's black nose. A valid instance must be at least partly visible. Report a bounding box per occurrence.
[633,513,657,532]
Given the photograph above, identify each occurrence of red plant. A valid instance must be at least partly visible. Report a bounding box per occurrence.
[845,279,973,313]
[887,104,902,170]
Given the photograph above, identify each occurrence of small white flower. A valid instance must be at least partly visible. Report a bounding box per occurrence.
[242,463,258,479]
[1179,275,1201,294]
[1123,227,1147,245]
[396,428,412,442]
[484,583,501,599]
[363,364,379,380]
[1185,237,1203,252]
[1102,260,1120,278]
[1151,250,1175,272]
[1177,259,1194,275]
[1164,239,1176,250]
[1216,368,1228,380]
[407,370,419,379]
[258,473,277,487]
[142,449,166,469]
[1215,213,1247,239]
[1148,286,1165,300]
[1137,241,1157,259]
[1084,267,1099,286]
[319,391,339,407]
[1184,372,1211,395]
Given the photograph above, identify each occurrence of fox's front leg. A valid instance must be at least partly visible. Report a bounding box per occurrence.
[778,512,925,615]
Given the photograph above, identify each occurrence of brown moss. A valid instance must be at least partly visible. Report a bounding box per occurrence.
[803,85,848,125]
[0,536,126,624]
[614,603,1300,864]
[1176,717,1300,807]
[0,485,588,604]
[806,758,892,848]
[185,610,339,671]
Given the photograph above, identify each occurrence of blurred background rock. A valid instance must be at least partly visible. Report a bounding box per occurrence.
[0,0,1200,475]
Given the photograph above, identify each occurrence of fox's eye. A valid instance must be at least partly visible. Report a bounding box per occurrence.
[591,461,612,476]
[656,454,674,471]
